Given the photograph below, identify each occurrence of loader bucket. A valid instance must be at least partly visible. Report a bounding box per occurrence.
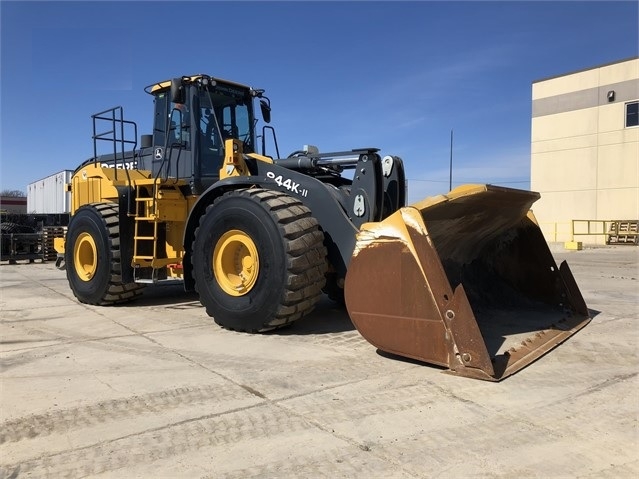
[344,184,590,381]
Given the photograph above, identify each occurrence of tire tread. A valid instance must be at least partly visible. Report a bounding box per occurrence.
[194,188,327,332]
[71,203,144,305]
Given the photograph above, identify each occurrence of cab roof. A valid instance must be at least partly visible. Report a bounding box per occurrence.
[145,74,252,95]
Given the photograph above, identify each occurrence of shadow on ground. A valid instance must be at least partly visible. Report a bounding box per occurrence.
[119,283,199,308]
[114,285,355,335]
[270,297,355,335]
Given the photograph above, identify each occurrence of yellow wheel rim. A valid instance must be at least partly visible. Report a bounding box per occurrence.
[74,232,98,282]
[213,230,260,296]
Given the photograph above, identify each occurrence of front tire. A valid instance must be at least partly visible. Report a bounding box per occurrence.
[65,203,144,305]
[192,188,327,332]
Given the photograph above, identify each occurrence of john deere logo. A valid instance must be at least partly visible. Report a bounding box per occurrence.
[154,148,163,160]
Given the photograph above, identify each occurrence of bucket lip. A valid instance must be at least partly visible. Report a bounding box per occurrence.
[409,184,541,214]
[446,312,592,381]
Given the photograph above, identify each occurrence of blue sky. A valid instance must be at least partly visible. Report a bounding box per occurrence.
[1,0,637,202]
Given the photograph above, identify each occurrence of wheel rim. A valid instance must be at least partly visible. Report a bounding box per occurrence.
[213,230,260,296]
[74,232,98,282]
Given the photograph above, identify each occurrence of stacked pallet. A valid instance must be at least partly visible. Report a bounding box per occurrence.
[606,220,639,245]
[42,226,67,261]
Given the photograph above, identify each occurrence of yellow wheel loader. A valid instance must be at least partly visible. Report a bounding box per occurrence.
[57,74,590,380]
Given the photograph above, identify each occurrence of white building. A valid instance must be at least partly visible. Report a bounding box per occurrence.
[531,57,639,244]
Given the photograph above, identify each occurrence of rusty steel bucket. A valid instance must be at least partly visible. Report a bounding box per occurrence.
[344,184,590,381]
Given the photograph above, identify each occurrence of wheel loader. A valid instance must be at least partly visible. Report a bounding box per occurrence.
[57,74,590,381]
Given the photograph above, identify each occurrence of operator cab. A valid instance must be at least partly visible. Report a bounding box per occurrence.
[143,75,266,194]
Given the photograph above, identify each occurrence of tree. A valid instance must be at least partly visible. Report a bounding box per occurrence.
[1,190,26,197]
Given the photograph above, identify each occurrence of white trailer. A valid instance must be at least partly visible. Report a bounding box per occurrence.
[27,170,73,214]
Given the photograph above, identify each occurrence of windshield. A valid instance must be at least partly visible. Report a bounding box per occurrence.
[196,85,254,177]
[198,85,254,153]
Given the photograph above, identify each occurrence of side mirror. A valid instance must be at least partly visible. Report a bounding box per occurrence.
[170,78,185,104]
[260,99,271,124]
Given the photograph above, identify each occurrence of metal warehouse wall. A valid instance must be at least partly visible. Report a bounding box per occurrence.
[530,57,639,244]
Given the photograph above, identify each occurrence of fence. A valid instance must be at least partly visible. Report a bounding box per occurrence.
[1,226,67,263]
[539,220,638,246]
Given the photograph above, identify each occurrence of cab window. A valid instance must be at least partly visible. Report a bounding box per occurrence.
[153,93,168,146]
[170,102,190,147]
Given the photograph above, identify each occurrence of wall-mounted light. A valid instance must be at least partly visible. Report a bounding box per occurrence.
[607,90,615,102]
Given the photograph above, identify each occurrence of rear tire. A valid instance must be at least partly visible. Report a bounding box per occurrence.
[192,188,327,332]
[65,203,144,305]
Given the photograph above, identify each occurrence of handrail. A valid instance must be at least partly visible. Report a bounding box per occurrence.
[571,219,610,238]
[91,106,138,187]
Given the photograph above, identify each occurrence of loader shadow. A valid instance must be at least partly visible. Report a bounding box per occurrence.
[119,283,200,308]
[114,287,355,335]
[269,297,356,336]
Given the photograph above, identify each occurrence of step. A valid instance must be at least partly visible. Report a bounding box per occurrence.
[134,278,184,285]
[132,258,181,268]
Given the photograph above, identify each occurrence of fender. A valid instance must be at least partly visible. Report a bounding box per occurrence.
[251,161,359,276]
[182,163,361,291]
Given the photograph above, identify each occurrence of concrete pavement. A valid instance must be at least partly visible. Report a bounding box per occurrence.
[1,246,637,478]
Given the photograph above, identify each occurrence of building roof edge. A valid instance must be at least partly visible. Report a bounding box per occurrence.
[532,56,639,84]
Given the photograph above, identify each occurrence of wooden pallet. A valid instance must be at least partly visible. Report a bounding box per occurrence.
[606,220,638,245]
[42,226,67,261]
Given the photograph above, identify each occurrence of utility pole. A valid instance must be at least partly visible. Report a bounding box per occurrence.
[449,129,453,192]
